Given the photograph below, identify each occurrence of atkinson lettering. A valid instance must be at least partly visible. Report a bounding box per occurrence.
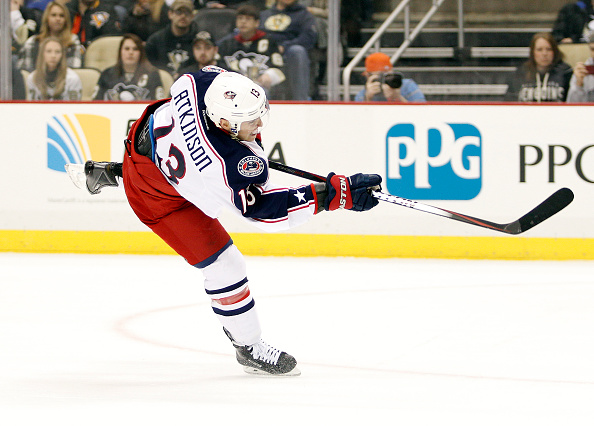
[173,89,212,171]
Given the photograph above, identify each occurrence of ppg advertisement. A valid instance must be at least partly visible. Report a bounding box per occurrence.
[385,122,482,200]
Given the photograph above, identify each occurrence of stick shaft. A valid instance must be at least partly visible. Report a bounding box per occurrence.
[269,161,325,183]
[268,161,573,235]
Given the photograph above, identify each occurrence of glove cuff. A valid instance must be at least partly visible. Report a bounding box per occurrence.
[312,183,327,213]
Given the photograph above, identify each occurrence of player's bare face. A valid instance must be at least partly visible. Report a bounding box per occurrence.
[238,117,263,142]
[533,38,554,71]
[47,5,66,34]
[121,39,141,69]
[43,41,63,71]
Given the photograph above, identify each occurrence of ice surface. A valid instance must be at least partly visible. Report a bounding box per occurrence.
[1,253,593,425]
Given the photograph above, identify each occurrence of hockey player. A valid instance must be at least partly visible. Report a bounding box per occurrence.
[67,68,381,376]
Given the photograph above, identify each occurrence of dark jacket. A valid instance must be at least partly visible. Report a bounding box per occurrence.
[145,22,199,76]
[12,60,26,100]
[259,2,316,50]
[217,30,285,78]
[93,66,164,100]
[121,3,170,41]
[66,0,122,47]
[552,1,594,43]
[505,61,573,102]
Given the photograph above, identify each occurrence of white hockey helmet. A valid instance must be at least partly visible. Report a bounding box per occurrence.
[204,71,270,136]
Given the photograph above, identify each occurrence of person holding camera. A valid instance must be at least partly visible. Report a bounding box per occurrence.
[567,32,594,101]
[354,52,425,102]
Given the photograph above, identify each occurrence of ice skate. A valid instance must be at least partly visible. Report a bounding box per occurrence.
[224,328,300,376]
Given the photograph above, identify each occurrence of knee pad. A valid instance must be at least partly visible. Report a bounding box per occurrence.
[201,244,246,293]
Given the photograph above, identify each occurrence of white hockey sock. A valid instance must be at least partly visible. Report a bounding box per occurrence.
[201,245,261,346]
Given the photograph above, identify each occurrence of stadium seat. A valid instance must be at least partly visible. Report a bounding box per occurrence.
[73,68,101,100]
[21,70,30,100]
[158,69,174,98]
[84,36,123,71]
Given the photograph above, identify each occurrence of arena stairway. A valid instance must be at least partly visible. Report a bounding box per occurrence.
[320,13,557,101]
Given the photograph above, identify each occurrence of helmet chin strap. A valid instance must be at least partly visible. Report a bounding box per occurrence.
[219,118,236,134]
[218,118,242,140]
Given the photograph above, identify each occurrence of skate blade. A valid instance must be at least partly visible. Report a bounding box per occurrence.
[64,163,86,190]
[243,366,301,377]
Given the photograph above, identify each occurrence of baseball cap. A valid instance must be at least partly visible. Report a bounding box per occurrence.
[193,31,214,46]
[171,0,194,12]
[365,52,393,73]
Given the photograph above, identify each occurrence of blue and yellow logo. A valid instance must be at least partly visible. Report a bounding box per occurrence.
[47,114,111,172]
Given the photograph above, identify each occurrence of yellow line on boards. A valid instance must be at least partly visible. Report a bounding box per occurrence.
[0,230,591,260]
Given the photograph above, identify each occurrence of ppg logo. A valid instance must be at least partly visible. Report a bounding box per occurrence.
[386,123,482,200]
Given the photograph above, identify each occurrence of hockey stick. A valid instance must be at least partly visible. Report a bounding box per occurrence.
[268,161,574,235]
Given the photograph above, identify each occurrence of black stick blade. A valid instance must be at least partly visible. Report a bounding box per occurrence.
[515,187,574,234]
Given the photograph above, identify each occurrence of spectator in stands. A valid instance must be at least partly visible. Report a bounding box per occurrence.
[341,0,368,48]
[65,0,122,47]
[298,0,342,99]
[122,0,170,41]
[92,33,164,101]
[177,31,220,76]
[354,52,425,102]
[552,0,594,43]
[218,5,285,98]
[18,1,83,72]
[567,32,594,101]
[260,0,316,100]
[145,0,199,78]
[10,0,43,48]
[505,32,572,102]
[25,0,51,10]
[27,36,82,100]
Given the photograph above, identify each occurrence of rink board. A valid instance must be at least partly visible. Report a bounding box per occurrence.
[0,101,592,259]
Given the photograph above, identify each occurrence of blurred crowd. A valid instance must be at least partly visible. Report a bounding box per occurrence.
[8,0,594,103]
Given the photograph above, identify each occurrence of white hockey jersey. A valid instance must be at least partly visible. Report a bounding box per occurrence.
[150,68,318,231]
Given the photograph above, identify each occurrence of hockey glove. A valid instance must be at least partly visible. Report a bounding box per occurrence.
[324,172,382,212]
